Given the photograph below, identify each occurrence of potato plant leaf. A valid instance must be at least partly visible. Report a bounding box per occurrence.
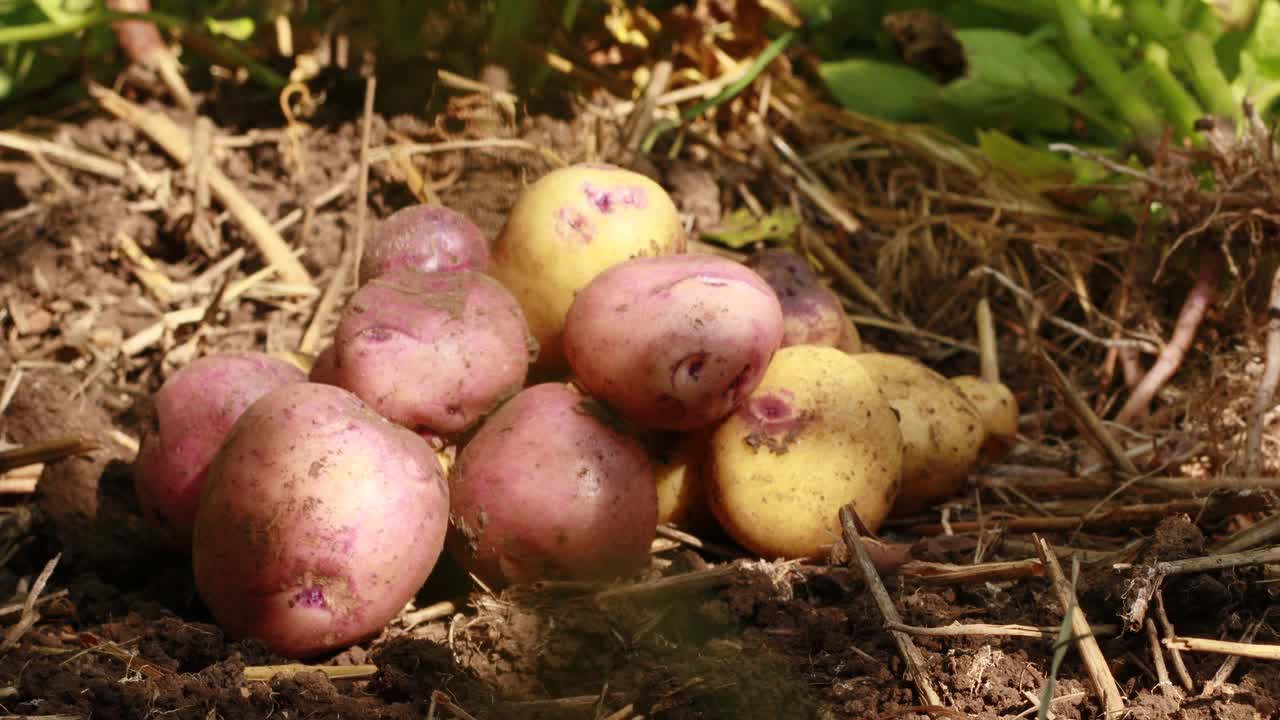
[818,57,939,121]
[701,207,802,249]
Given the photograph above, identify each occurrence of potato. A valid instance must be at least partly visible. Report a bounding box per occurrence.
[850,353,985,515]
[707,346,903,559]
[332,267,533,438]
[133,352,305,548]
[744,249,861,353]
[448,383,657,586]
[563,254,784,430]
[308,344,338,385]
[490,163,686,374]
[359,204,489,285]
[192,383,449,659]
[651,431,712,528]
[950,375,1019,463]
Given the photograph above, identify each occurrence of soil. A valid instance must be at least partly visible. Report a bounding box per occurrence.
[0,81,1278,720]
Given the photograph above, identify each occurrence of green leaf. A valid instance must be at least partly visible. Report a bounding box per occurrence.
[204,16,256,41]
[818,57,939,121]
[934,28,1078,132]
[702,208,802,249]
[976,129,1075,187]
[1234,0,1280,112]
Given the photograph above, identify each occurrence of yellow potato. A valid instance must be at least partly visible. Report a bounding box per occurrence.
[707,346,903,559]
[950,375,1019,463]
[652,431,712,528]
[490,163,685,374]
[851,353,985,515]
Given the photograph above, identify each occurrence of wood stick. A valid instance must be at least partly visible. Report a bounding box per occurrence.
[1141,544,1280,576]
[243,664,378,681]
[1201,615,1266,696]
[840,505,943,707]
[1036,537,1126,716]
[1144,619,1178,697]
[0,437,98,473]
[1154,591,1195,692]
[1037,347,1139,477]
[897,558,1043,585]
[886,620,1118,639]
[1166,636,1280,662]
[0,130,126,179]
[90,85,312,285]
[1212,512,1280,553]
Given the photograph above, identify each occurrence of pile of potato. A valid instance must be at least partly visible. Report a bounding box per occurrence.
[132,163,1017,659]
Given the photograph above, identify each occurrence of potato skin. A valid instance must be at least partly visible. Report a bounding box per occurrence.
[491,163,686,374]
[333,267,533,438]
[851,354,985,515]
[563,254,784,430]
[744,249,861,353]
[708,346,903,559]
[192,383,449,659]
[448,383,657,586]
[133,352,305,548]
[950,375,1019,463]
[359,204,489,285]
[651,430,712,529]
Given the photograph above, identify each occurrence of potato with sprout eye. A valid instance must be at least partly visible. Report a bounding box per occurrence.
[707,346,903,559]
[331,267,534,439]
[491,163,686,374]
[563,254,784,430]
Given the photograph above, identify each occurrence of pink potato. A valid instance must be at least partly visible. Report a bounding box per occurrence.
[332,267,534,438]
[448,383,657,586]
[563,254,785,430]
[192,383,449,659]
[744,249,861,353]
[132,352,306,549]
[359,204,489,285]
[308,344,339,385]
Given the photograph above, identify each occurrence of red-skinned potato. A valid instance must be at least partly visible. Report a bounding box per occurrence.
[359,204,490,285]
[133,352,305,548]
[332,267,533,438]
[448,383,657,586]
[744,249,861,353]
[192,383,449,659]
[563,254,784,430]
[491,163,686,374]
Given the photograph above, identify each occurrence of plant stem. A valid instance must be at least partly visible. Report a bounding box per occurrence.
[1128,0,1240,123]
[0,9,285,90]
[1139,44,1203,139]
[1052,0,1163,143]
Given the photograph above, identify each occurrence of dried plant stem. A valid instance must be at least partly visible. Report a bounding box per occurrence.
[1147,544,1280,575]
[804,236,895,320]
[898,558,1042,585]
[90,85,312,285]
[0,131,126,179]
[1145,619,1179,697]
[1167,636,1280,662]
[0,437,98,473]
[1115,243,1221,426]
[593,565,738,603]
[1212,512,1280,553]
[1245,263,1280,474]
[1154,592,1195,692]
[977,297,999,383]
[1037,348,1140,476]
[243,664,377,681]
[1,554,59,651]
[1201,615,1267,695]
[840,505,943,707]
[1036,537,1126,716]
[887,621,1118,639]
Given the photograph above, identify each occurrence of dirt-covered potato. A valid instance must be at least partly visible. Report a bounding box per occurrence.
[651,431,712,528]
[192,383,449,659]
[744,249,861,353]
[950,375,1019,463]
[359,204,489,284]
[563,254,784,430]
[448,383,657,586]
[707,346,903,559]
[491,163,686,374]
[132,352,305,548]
[851,353,985,515]
[332,267,533,438]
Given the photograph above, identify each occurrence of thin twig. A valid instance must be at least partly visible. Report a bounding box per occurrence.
[243,664,378,681]
[0,130,126,178]
[1035,537,1126,716]
[1212,512,1280,553]
[1141,544,1280,576]
[886,621,1118,639]
[1,554,60,651]
[1245,263,1280,474]
[0,437,99,473]
[1201,613,1268,696]
[1037,347,1140,477]
[839,505,943,707]
[1167,635,1280,662]
[1144,618,1179,698]
[1154,591,1195,692]
[897,558,1043,585]
[593,565,738,603]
